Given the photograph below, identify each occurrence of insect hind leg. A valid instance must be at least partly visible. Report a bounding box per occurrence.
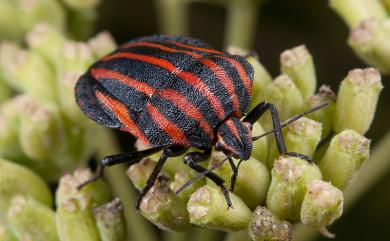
[77,146,164,190]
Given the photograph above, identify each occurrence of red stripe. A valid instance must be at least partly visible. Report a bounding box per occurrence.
[217,56,252,94]
[158,89,214,139]
[169,41,224,55]
[200,58,241,113]
[91,68,155,96]
[95,91,150,145]
[146,102,190,146]
[225,119,240,140]
[120,41,202,59]
[103,52,226,120]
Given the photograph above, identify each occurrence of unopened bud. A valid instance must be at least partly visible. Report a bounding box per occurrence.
[88,31,117,59]
[300,180,343,229]
[329,0,387,28]
[0,158,52,214]
[304,85,336,139]
[334,68,382,134]
[94,198,126,241]
[7,196,59,241]
[127,158,156,190]
[247,56,272,111]
[280,45,316,98]
[140,175,190,232]
[187,185,251,232]
[208,152,270,209]
[319,130,370,190]
[266,157,322,221]
[249,206,292,241]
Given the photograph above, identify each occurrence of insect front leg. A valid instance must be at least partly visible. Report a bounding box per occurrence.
[243,101,311,162]
[78,146,164,190]
[182,150,233,209]
[135,146,188,209]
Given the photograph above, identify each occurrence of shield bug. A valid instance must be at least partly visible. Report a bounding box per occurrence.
[75,35,326,209]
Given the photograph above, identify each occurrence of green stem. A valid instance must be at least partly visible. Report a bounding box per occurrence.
[224,0,260,50]
[292,130,390,241]
[97,130,157,241]
[156,0,189,35]
[224,230,251,241]
[162,231,188,241]
[188,228,222,241]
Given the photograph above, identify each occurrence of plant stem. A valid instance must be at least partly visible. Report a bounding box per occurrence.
[156,0,189,35]
[292,130,390,241]
[224,230,251,241]
[97,130,157,241]
[162,231,188,241]
[224,0,260,50]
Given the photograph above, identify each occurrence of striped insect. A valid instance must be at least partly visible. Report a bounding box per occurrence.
[75,35,325,209]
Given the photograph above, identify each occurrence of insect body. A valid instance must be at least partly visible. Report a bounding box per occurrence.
[75,35,317,209]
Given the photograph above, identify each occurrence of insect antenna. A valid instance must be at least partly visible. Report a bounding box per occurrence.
[252,102,328,141]
[175,154,232,194]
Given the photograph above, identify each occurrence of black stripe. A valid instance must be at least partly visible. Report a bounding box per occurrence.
[150,95,212,147]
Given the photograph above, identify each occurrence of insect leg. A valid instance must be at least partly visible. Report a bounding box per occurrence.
[182,151,233,208]
[135,146,188,209]
[228,158,244,192]
[78,146,163,190]
[243,101,312,162]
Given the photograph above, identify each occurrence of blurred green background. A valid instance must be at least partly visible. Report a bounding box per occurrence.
[93,0,389,240]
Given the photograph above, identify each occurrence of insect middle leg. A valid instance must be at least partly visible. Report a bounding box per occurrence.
[135,146,188,209]
[78,146,164,190]
[243,101,311,161]
[182,150,233,208]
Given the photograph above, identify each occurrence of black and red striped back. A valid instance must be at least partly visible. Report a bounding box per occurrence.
[75,35,253,148]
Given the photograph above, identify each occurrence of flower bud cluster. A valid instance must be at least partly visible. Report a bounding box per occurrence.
[0,24,117,181]
[125,46,381,241]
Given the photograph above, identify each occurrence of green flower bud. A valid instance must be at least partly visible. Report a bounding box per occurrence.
[0,158,52,217]
[187,185,251,232]
[127,158,156,190]
[246,56,272,111]
[348,19,390,73]
[333,68,383,134]
[68,8,97,40]
[208,152,270,209]
[319,130,370,190]
[26,23,66,69]
[249,206,292,241]
[0,42,57,103]
[252,121,269,164]
[268,117,322,165]
[59,41,95,74]
[266,157,322,221]
[88,31,117,59]
[18,0,66,34]
[18,101,66,172]
[169,170,205,202]
[329,0,387,28]
[280,45,316,98]
[56,168,110,208]
[94,198,126,241]
[261,75,304,131]
[56,197,101,241]
[140,175,190,232]
[300,180,343,229]
[304,85,336,139]
[7,195,59,241]
[0,96,25,161]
